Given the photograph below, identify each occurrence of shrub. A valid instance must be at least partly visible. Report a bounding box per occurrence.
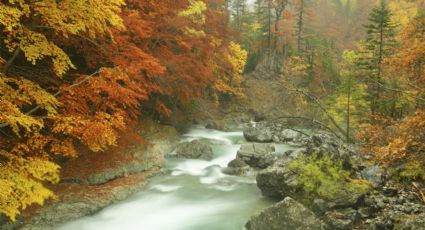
[288,154,370,200]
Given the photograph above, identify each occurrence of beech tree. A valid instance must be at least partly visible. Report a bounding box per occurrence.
[0,0,246,220]
[0,0,127,220]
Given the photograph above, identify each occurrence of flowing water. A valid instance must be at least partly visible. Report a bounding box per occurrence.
[59,126,293,230]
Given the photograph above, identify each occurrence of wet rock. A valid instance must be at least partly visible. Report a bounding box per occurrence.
[256,165,298,199]
[245,197,328,230]
[227,157,247,168]
[324,208,360,230]
[225,143,277,175]
[243,124,273,142]
[175,140,213,160]
[279,129,302,141]
[361,166,386,188]
[243,142,275,153]
[228,143,276,172]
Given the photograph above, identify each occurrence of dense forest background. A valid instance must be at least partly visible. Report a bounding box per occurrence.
[0,0,424,222]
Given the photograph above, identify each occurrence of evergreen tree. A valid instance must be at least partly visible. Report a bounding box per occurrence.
[357,0,397,114]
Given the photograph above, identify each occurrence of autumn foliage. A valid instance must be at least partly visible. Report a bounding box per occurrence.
[234,0,424,184]
[0,0,246,220]
[356,11,425,179]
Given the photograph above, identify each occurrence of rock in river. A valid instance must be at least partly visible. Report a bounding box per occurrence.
[175,140,213,160]
[243,123,274,143]
[245,197,328,230]
[234,143,276,169]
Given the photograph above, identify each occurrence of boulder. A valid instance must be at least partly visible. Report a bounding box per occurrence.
[361,166,385,188]
[226,143,277,174]
[227,157,247,168]
[256,163,366,207]
[279,129,302,141]
[243,124,273,143]
[324,208,360,230]
[330,188,367,208]
[175,140,213,160]
[256,163,300,199]
[245,197,328,230]
[304,132,355,167]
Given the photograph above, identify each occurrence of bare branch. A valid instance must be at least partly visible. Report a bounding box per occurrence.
[370,79,425,103]
[281,81,347,138]
[271,116,344,140]
[2,47,21,73]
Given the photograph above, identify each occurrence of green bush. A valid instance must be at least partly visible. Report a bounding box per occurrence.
[399,161,425,181]
[288,154,370,200]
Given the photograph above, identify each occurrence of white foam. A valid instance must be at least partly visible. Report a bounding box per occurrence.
[150,184,182,192]
[58,127,274,230]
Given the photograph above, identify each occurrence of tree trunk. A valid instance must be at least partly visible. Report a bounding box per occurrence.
[296,0,304,53]
[346,76,351,142]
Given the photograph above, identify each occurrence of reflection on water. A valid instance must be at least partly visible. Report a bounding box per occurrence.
[59,127,278,230]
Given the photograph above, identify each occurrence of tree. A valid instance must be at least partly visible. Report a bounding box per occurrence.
[356,8,425,181]
[326,50,369,141]
[213,41,248,101]
[0,0,244,221]
[357,0,398,115]
[0,0,127,220]
[231,0,248,32]
[272,0,289,52]
[255,0,273,51]
[292,0,314,53]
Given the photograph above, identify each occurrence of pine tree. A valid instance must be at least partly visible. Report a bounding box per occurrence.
[357,0,397,114]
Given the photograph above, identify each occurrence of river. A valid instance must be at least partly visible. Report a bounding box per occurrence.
[59,126,293,230]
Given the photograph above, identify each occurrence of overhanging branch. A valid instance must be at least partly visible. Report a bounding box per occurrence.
[0,70,100,129]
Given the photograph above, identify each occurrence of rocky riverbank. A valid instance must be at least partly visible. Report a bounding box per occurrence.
[0,120,181,230]
[225,120,425,230]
